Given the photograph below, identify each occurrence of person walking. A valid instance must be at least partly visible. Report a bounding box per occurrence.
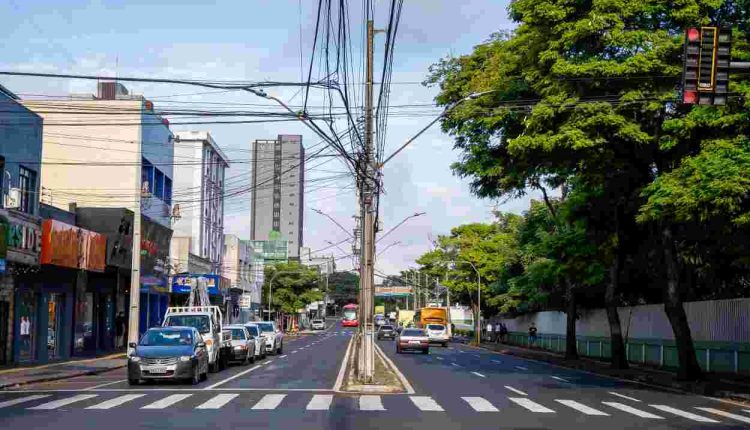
[528,322,538,348]
[485,322,493,342]
[494,323,502,343]
[115,312,126,348]
[499,322,508,343]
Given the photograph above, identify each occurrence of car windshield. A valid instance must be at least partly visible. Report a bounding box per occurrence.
[380,325,393,331]
[427,324,445,331]
[343,310,356,320]
[257,323,275,333]
[164,315,211,334]
[229,328,246,340]
[402,329,425,337]
[140,329,193,346]
[245,325,260,336]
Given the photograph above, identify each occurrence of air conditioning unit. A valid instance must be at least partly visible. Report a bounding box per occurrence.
[4,188,20,209]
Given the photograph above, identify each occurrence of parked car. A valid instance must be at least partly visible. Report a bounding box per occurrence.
[257,321,283,355]
[311,319,326,330]
[396,328,429,354]
[162,306,231,373]
[224,325,255,364]
[426,323,449,347]
[377,324,396,340]
[128,326,208,385]
[244,323,267,359]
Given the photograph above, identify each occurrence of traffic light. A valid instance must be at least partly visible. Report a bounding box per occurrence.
[681,26,731,105]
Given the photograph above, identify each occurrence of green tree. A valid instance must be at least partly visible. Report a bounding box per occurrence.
[262,262,322,315]
[327,271,360,309]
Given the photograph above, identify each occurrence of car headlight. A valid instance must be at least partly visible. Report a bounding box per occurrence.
[234,345,246,350]
[179,356,192,362]
[129,356,141,362]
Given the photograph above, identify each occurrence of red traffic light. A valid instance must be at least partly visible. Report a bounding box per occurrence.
[687,28,700,42]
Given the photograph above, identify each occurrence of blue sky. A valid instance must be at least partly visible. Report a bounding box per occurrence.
[1,0,539,275]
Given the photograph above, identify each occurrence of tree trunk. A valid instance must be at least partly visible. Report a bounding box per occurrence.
[606,250,628,369]
[565,280,579,360]
[662,225,703,380]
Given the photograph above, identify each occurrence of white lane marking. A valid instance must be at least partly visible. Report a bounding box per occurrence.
[471,371,486,378]
[0,395,50,408]
[744,409,750,414]
[696,407,750,424]
[204,364,262,389]
[509,397,555,413]
[252,394,286,410]
[85,379,128,390]
[28,394,98,410]
[504,385,528,396]
[462,397,498,412]
[333,336,355,392]
[555,400,609,416]
[491,360,501,364]
[291,350,298,354]
[551,376,569,383]
[451,363,462,368]
[649,405,718,423]
[359,395,385,411]
[279,355,288,358]
[608,392,641,402]
[435,356,444,361]
[410,396,444,412]
[474,355,481,358]
[86,394,146,410]
[196,394,239,409]
[515,366,528,371]
[602,402,663,419]
[306,394,334,411]
[141,394,192,409]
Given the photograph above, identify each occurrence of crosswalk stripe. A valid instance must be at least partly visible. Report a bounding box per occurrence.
[252,394,286,410]
[410,396,444,412]
[141,394,192,409]
[550,376,569,383]
[0,395,51,409]
[509,397,555,413]
[435,356,444,360]
[28,394,98,410]
[196,394,238,410]
[515,366,528,371]
[649,405,718,423]
[555,400,609,416]
[471,372,486,378]
[359,395,385,411]
[695,407,750,424]
[602,402,663,419]
[504,385,528,396]
[462,397,498,412]
[306,394,333,411]
[608,392,641,402]
[86,394,146,410]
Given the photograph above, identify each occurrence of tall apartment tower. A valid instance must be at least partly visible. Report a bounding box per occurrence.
[251,135,304,259]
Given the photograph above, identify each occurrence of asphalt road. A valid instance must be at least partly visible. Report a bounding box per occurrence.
[1,322,749,430]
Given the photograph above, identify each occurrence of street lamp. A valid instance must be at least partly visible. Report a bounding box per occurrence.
[454,259,481,345]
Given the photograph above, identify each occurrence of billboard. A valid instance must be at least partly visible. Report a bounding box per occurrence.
[40,219,107,272]
[171,274,228,295]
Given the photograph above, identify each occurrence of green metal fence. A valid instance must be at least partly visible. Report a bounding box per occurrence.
[501,332,750,374]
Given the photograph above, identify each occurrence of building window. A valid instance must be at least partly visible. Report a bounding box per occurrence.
[154,169,164,199]
[164,177,172,205]
[141,158,154,194]
[19,166,36,214]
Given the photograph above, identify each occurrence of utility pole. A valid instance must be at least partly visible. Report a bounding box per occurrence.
[127,156,143,355]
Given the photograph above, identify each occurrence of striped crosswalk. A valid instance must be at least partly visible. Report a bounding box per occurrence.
[0,391,744,425]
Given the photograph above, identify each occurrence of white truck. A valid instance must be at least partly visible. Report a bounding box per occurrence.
[162,306,231,373]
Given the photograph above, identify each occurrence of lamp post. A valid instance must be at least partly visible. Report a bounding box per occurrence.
[455,259,481,345]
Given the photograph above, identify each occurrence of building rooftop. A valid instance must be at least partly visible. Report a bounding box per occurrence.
[174,130,230,167]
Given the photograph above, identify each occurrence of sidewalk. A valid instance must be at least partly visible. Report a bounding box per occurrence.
[0,353,127,389]
[476,340,750,404]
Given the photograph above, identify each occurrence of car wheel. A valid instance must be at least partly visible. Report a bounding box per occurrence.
[128,378,139,386]
[277,342,282,354]
[249,353,255,364]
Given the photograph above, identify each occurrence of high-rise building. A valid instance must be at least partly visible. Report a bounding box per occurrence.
[251,134,304,259]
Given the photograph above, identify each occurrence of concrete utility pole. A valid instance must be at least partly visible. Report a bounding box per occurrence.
[127,154,143,355]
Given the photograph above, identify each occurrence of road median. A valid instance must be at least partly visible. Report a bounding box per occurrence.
[337,333,410,394]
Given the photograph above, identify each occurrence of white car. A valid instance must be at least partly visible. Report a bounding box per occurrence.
[426,323,449,347]
[244,323,267,359]
[311,319,325,330]
[257,321,283,355]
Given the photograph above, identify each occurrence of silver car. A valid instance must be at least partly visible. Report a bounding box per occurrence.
[257,321,283,355]
[225,325,255,364]
[396,328,430,354]
[244,323,267,359]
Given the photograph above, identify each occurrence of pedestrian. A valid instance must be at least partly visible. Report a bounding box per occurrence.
[499,323,508,343]
[528,322,538,348]
[20,316,31,349]
[494,323,502,343]
[485,321,493,342]
[115,311,126,348]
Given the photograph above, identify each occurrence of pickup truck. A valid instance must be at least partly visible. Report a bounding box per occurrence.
[163,306,232,373]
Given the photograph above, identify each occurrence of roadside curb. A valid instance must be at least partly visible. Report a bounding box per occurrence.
[0,362,128,390]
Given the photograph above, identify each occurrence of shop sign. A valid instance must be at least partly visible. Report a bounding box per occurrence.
[40,219,107,272]
[0,213,42,265]
[172,274,222,295]
[239,294,253,309]
[8,223,41,253]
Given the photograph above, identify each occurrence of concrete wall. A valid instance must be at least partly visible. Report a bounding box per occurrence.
[222,234,240,287]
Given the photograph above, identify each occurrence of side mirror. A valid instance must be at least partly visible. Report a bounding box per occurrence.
[129,342,137,348]
[197,342,206,348]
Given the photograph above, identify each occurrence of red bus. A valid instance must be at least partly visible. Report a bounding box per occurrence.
[341,304,359,327]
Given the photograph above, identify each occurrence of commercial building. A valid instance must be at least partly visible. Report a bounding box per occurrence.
[170,131,228,274]
[23,82,175,338]
[222,235,258,323]
[251,135,304,259]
